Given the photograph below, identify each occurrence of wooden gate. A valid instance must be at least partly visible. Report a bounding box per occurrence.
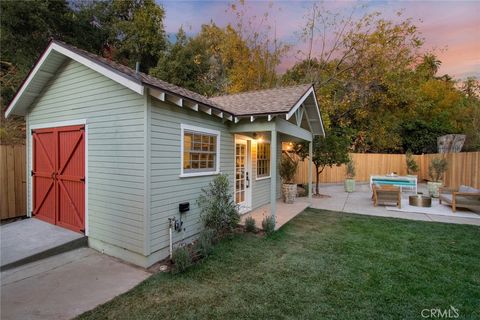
[32,125,85,233]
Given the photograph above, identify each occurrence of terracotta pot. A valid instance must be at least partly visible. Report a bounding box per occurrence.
[282,183,297,204]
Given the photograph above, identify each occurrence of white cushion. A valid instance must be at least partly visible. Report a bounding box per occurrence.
[459,185,479,193]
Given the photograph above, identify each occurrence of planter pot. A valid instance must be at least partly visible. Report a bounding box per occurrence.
[282,183,297,204]
[344,179,355,193]
[427,181,443,198]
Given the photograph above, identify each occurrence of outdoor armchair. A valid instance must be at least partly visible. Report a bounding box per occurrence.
[372,185,401,209]
[439,185,480,213]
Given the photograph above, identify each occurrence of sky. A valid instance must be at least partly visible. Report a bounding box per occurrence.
[160,1,480,80]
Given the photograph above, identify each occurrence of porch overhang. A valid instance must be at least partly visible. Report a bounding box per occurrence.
[230,118,312,142]
[230,117,314,227]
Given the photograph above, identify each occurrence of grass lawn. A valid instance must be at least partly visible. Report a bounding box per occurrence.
[78,209,480,320]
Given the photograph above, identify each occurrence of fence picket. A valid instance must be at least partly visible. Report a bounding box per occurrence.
[1,145,27,220]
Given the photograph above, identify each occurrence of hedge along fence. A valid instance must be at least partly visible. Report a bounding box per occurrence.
[1,144,27,220]
[294,152,480,189]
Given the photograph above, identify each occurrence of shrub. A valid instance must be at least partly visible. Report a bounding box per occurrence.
[279,155,298,184]
[197,174,239,234]
[244,216,256,232]
[428,157,448,182]
[405,151,419,174]
[171,246,192,274]
[195,228,216,258]
[262,215,275,236]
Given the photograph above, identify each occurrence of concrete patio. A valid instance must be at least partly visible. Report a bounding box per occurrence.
[1,218,86,270]
[311,183,480,226]
[240,183,480,230]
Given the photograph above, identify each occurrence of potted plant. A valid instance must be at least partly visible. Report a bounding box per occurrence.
[344,157,356,192]
[279,155,298,204]
[427,157,448,197]
[405,151,419,176]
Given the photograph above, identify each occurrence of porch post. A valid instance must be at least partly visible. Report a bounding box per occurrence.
[270,130,277,222]
[308,140,312,203]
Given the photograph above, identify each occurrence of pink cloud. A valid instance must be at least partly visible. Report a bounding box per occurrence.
[160,0,480,79]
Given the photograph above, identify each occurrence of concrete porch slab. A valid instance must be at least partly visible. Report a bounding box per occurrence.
[1,218,85,269]
[240,198,310,230]
[1,247,150,320]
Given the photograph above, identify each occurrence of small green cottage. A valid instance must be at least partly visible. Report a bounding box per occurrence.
[5,40,324,267]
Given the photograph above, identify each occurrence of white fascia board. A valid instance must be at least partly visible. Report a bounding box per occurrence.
[310,87,326,136]
[286,86,313,121]
[5,42,144,118]
[5,45,55,117]
[52,43,144,95]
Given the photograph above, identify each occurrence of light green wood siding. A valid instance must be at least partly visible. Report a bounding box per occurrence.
[27,60,146,254]
[149,99,234,253]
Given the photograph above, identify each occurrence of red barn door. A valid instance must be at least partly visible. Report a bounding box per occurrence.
[32,125,85,233]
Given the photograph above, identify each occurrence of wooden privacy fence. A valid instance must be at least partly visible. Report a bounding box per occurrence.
[295,152,480,189]
[1,145,27,220]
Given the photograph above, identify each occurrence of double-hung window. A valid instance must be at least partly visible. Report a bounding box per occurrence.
[256,142,271,178]
[181,124,220,177]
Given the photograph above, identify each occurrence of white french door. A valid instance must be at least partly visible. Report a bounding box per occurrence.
[235,139,252,213]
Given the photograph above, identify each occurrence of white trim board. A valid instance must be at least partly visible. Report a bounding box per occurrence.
[255,140,272,181]
[286,87,314,121]
[179,123,221,178]
[234,137,252,213]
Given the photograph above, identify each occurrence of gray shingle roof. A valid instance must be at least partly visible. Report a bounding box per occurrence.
[54,41,312,117]
[210,84,312,116]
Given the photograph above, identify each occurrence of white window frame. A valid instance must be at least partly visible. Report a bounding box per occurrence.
[256,140,271,180]
[180,124,221,178]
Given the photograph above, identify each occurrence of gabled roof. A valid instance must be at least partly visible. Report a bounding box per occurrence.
[5,40,325,135]
[5,40,230,118]
[210,84,312,116]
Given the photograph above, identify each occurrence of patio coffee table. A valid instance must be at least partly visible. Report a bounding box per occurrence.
[409,195,432,207]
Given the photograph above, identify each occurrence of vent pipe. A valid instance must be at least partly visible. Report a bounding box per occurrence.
[135,61,140,74]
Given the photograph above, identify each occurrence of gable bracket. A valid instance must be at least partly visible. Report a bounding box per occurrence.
[295,106,305,127]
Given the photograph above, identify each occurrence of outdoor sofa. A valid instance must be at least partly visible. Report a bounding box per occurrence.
[439,185,480,213]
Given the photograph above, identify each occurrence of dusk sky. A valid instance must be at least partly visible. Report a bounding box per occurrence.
[160,1,480,80]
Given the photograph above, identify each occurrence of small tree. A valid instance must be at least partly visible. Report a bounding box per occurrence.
[405,151,419,175]
[294,133,350,194]
[197,174,239,234]
[279,155,298,184]
[428,157,448,182]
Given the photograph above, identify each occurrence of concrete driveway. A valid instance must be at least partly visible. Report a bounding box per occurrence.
[1,247,150,320]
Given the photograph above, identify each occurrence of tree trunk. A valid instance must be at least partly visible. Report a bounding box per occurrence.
[315,164,325,195]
